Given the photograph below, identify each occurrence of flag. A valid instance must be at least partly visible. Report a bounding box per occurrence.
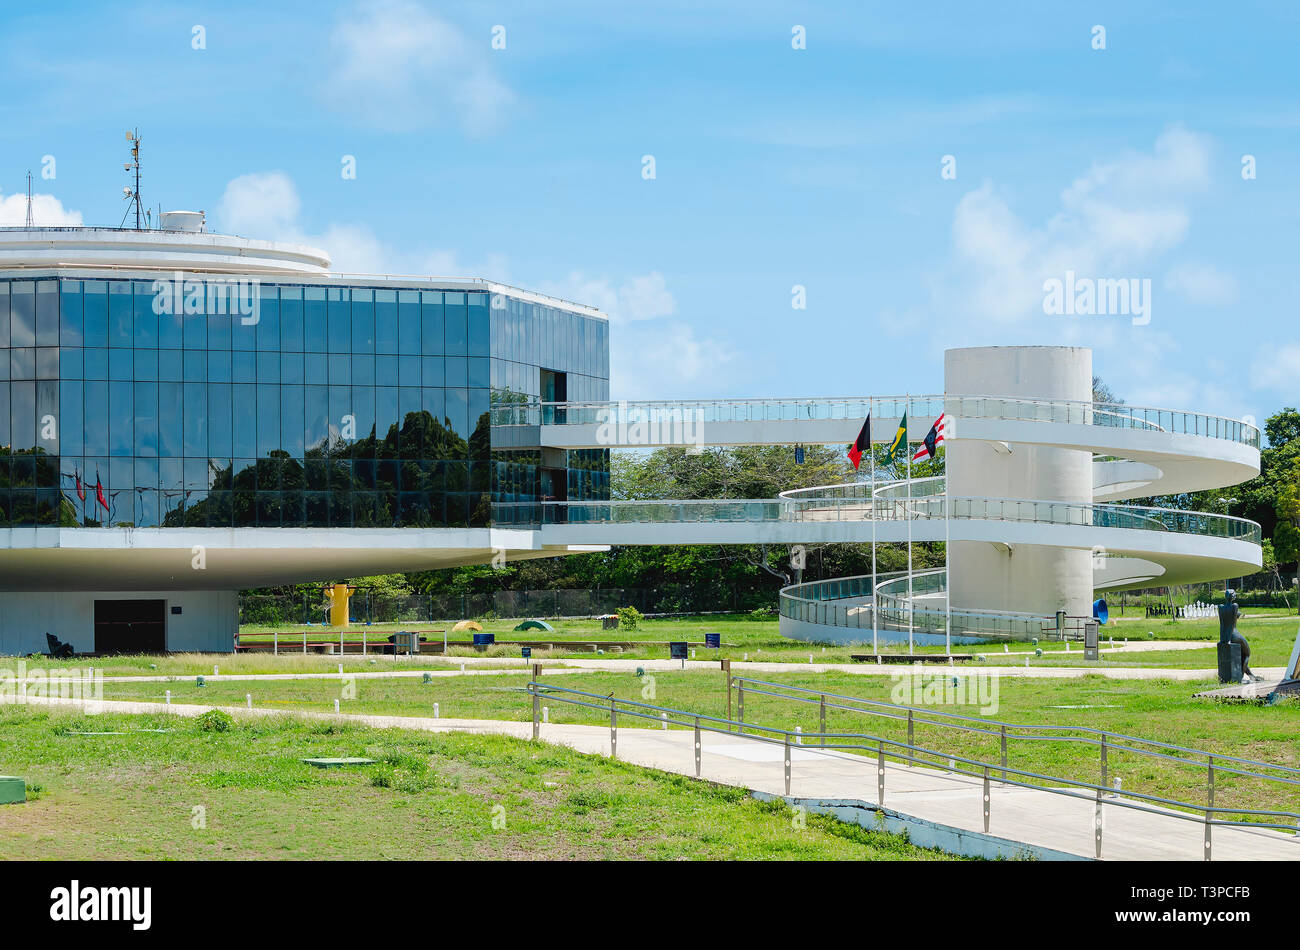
[846,416,870,470]
[885,412,908,464]
[75,469,85,502]
[912,413,946,462]
[95,472,109,513]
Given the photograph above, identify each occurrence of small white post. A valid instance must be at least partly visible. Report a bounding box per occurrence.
[213,665,219,676]
[434,702,440,718]
[273,630,278,656]
[246,694,252,709]
[460,662,466,673]
[542,706,549,723]
[333,699,340,713]
[743,653,748,661]
[808,654,813,664]
[795,726,803,745]
[165,690,171,705]
[661,712,668,730]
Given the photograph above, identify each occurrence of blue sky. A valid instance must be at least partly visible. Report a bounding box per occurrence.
[1,0,1297,426]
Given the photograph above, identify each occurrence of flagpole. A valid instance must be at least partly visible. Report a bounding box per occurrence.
[870,401,878,655]
[944,405,951,656]
[906,395,913,656]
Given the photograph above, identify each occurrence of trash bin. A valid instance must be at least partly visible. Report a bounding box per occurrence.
[393,631,419,654]
[600,615,619,630]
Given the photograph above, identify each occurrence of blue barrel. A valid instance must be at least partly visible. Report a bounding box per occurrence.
[472,632,495,647]
[704,633,721,649]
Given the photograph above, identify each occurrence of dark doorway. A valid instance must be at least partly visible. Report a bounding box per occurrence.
[94,599,166,654]
[540,369,567,424]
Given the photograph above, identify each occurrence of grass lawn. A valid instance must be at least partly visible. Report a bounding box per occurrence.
[0,705,961,861]
[81,667,1300,823]
[228,609,1300,667]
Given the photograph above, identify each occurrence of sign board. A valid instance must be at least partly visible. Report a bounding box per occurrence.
[669,642,688,660]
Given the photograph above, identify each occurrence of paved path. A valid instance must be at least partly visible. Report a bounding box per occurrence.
[439,654,1269,682]
[87,666,586,684]
[17,694,1299,861]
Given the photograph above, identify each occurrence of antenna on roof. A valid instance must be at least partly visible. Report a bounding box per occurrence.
[120,129,144,229]
[25,170,33,228]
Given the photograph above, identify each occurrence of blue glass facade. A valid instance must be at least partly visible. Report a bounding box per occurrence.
[0,277,608,528]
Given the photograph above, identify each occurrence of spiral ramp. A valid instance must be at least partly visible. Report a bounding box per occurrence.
[491,348,1262,645]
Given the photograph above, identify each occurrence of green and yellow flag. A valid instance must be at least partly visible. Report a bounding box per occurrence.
[886,412,908,464]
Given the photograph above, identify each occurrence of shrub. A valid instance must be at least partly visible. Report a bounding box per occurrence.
[617,606,643,630]
[195,709,235,733]
[747,605,777,620]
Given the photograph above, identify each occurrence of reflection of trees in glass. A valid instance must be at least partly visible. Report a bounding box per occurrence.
[157,409,486,528]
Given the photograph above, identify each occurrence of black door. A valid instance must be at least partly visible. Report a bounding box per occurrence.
[94,599,166,654]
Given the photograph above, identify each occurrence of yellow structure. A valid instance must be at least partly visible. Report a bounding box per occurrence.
[327,584,355,628]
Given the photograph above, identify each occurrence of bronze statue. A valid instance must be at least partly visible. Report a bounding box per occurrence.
[1218,589,1256,683]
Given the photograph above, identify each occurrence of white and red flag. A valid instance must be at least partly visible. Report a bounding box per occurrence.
[911,413,946,462]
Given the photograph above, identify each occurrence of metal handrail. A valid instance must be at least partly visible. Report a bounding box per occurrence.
[525,680,1300,857]
[730,676,1300,784]
[490,393,1261,449]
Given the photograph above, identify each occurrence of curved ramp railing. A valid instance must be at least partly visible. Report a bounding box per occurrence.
[491,393,1260,449]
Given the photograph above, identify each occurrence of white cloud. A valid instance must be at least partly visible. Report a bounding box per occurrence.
[214,171,509,277]
[611,321,732,400]
[942,125,1212,326]
[541,271,676,323]
[325,0,514,134]
[0,191,83,226]
[1253,343,1300,394]
[1163,262,1238,306]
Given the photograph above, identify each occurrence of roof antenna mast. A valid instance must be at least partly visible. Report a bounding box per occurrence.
[24,170,33,228]
[121,129,143,229]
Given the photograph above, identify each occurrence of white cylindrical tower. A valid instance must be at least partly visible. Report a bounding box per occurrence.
[945,346,1094,618]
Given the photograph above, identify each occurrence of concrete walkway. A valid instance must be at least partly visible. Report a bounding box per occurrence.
[18,694,1299,861]
[437,654,1269,682]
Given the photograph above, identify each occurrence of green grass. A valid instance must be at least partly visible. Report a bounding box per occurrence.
[0,705,960,860]
[83,667,1300,823]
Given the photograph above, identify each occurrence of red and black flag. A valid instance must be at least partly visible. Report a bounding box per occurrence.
[94,471,109,513]
[847,415,871,470]
[74,469,86,502]
[912,413,946,462]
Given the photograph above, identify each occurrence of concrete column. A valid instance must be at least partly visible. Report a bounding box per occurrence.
[945,346,1093,618]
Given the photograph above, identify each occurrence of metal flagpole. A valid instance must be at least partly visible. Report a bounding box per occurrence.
[870,401,878,654]
[944,405,951,655]
[906,396,913,655]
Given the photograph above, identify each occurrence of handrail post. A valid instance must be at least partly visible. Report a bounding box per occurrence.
[1095,787,1103,859]
[784,734,792,796]
[1100,733,1108,789]
[610,697,618,759]
[877,741,886,806]
[820,694,827,748]
[694,717,701,778]
[1000,725,1008,783]
[983,767,990,833]
[723,660,732,731]
[531,664,541,741]
[737,680,745,735]
[907,709,914,767]
[1205,755,1214,862]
